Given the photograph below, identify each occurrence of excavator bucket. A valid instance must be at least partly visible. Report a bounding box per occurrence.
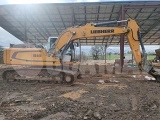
[155,49,160,57]
[148,68,160,82]
[148,49,160,82]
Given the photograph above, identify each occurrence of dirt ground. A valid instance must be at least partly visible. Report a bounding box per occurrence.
[0,72,160,120]
[0,62,160,120]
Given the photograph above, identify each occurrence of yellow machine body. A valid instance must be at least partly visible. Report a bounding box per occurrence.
[3,48,61,66]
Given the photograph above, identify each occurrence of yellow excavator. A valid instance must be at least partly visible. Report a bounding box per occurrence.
[1,19,160,84]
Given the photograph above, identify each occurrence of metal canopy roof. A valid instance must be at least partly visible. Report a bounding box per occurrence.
[0,2,159,45]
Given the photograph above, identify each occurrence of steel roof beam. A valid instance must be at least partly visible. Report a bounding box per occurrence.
[122,5,160,45]
[110,5,123,44]
[20,9,48,42]
[96,6,100,21]
[106,5,115,45]
[0,16,36,43]
[29,21,47,40]
[124,5,160,9]
[86,38,87,45]
[57,7,66,29]
[94,37,96,45]
[7,18,159,23]
[0,19,22,40]
[26,16,49,41]
[142,16,160,38]
[144,28,160,43]
[5,7,43,44]
[43,6,60,35]
[125,6,159,42]
[23,6,50,41]
[84,6,86,24]
[150,36,160,45]
[5,11,159,16]
[109,5,115,20]
[72,7,76,26]
[134,8,142,19]
[29,16,51,38]
[139,8,157,26]
[2,7,41,43]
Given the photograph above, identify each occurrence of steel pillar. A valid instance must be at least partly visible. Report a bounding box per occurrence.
[120,5,125,72]
[132,52,133,66]
[105,44,107,63]
[24,6,27,42]
[79,42,81,62]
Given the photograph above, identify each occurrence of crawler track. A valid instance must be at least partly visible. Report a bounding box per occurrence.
[1,66,80,85]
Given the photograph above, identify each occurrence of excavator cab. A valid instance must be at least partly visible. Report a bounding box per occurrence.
[49,37,57,49]
[47,36,76,63]
[61,42,75,62]
[46,37,58,52]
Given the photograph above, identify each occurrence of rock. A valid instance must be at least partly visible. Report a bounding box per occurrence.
[74,103,77,106]
[0,114,5,120]
[15,100,22,103]
[150,102,158,110]
[93,112,102,120]
[40,112,72,120]
[151,104,158,109]
[98,79,105,84]
[85,109,92,116]
[83,116,88,119]
[60,102,64,104]
[51,103,55,107]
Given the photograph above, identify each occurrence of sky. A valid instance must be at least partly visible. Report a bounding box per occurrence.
[0,27,23,47]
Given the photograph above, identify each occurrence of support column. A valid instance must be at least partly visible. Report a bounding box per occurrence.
[105,44,107,63]
[74,46,76,61]
[132,52,134,66]
[120,5,125,73]
[79,42,81,62]
[24,6,27,42]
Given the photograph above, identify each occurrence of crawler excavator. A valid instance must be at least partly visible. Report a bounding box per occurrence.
[1,18,160,84]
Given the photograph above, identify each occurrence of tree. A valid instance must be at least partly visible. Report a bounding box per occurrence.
[81,51,87,61]
[90,45,105,60]
[75,51,87,62]
[0,46,4,64]
[0,46,4,51]
[99,46,105,59]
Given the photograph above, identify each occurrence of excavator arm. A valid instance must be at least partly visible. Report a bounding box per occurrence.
[53,24,128,53]
[53,19,142,65]
[51,18,160,81]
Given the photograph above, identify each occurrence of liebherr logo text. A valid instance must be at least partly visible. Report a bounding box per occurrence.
[91,29,114,34]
